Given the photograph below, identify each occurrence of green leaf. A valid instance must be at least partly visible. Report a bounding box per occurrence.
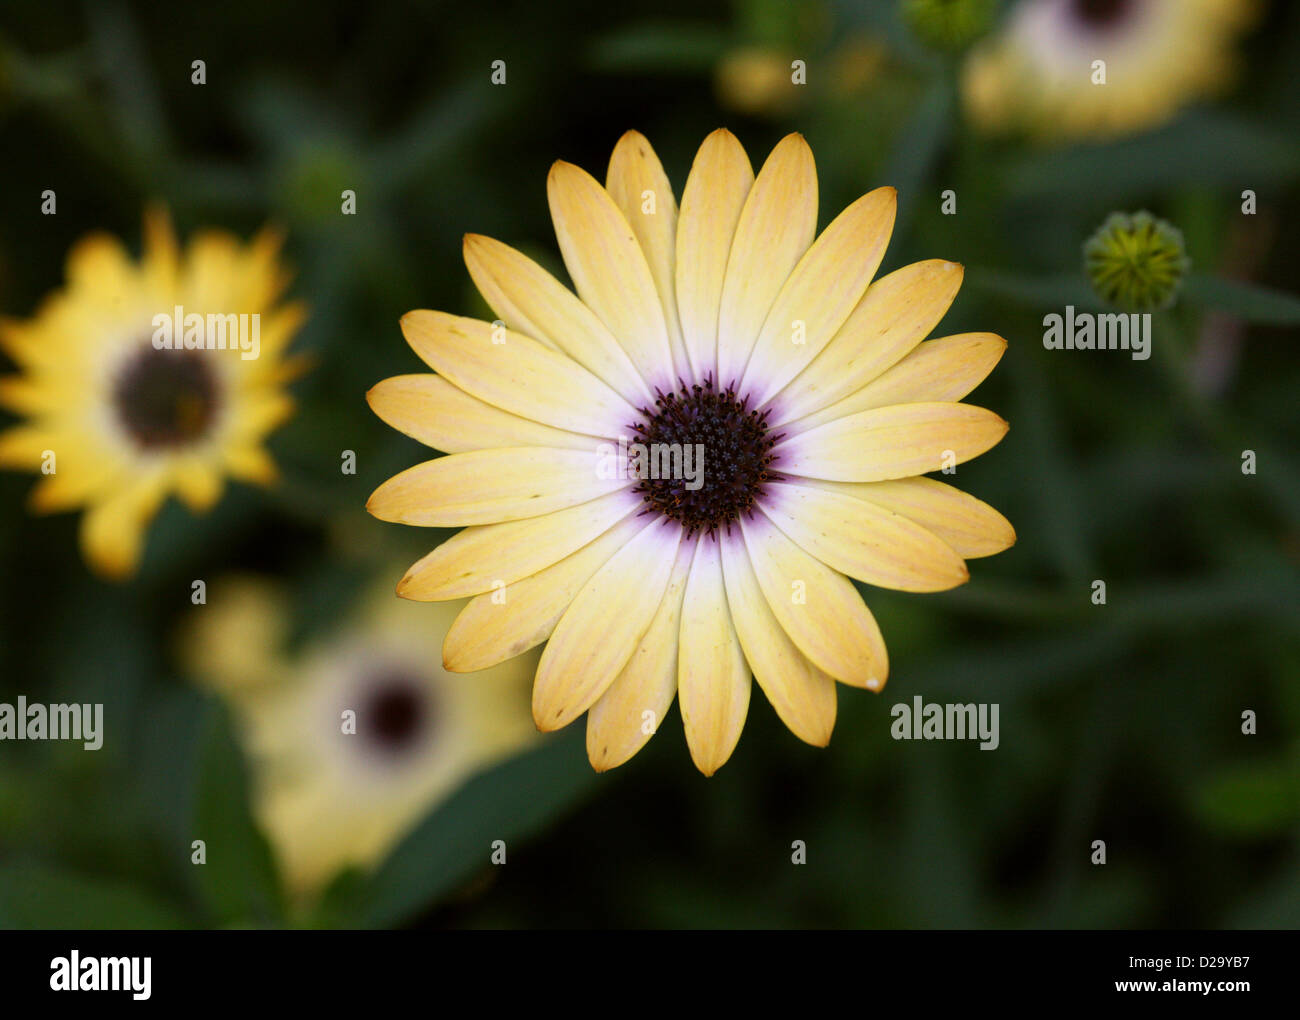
[586,23,729,73]
[0,862,189,929]
[884,73,954,233]
[966,268,1098,309]
[1004,112,1300,204]
[1183,274,1300,325]
[190,700,284,927]
[1194,758,1300,838]
[343,730,599,928]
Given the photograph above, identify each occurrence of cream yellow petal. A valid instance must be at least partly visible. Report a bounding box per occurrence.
[769,260,964,426]
[0,376,66,416]
[586,539,695,771]
[761,481,969,592]
[78,475,168,579]
[400,310,636,438]
[741,187,897,407]
[533,520,682,731]
[0,423,62,468]
[777,402,1009,482]
[224,391,295,445]
[462,234,653,406]
[66,234,139,303]
[239,302,307,371]
[547,160,675,391]
[719,533,836,746]
[28,454,121,512]
[739,512,887,689]
[793,332,1007,430]
[443,514,645,671]
[813,477,1016,559]
[172,459,224,512]
[367,448,620,527]
[605,131,690,382]
[715,134,817,388]
[398,489,639,601]
[674,128,754,382]
[366,374,600,453]
[223,444,279,485]
[677,535,751,775]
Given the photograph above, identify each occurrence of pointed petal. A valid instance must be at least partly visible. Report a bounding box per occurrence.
[715,134,818,388]
[741,187,897,407]
[366,374,601,452]
[547,160,675,392]
[172,459,224,512]
[739,512,887,689]
[400,310,636,438]
[770,260,964,426]
[223,444,278,485]
[397,489,639,600]
[533,520,682,731]
[78,475,168,579]
[606,131,690,382]
[443,514,645,671]
[794,332,1007,430]
[811,477,1016,559]
[761,481,969,592]
[677,535,751,775]
[719,533,836,746]
[586,539,695,771]
[463,234,653,406]
[675,128,754,383]
[777,402,1009,482]
[366,448,622,527]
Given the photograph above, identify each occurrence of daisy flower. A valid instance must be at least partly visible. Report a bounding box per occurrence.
[186,576,538,899]
[367,129,1013,775]
[962,0,1259,141]
[0,208,306,578]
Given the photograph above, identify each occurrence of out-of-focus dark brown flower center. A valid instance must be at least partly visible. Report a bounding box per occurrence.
[359,671,431,756]
[1071,0,1135,29]
[112,344,219,450]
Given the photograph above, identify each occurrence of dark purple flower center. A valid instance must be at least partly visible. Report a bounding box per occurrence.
[630,377,782,538]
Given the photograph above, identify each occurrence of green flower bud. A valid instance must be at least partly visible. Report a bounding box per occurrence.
[1084,211,1191,311]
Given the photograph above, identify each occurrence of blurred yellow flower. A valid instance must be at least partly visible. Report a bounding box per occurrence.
[186,575,539,899]
[0,208,306,578]
[962,0,1259,141]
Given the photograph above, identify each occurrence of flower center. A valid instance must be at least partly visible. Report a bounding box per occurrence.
[358,670,431,756]
[630,377,782,537]
[1070,0,1135,29]
[112,344,219,450]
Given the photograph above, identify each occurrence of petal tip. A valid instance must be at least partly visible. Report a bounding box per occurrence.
[548,159,577,182]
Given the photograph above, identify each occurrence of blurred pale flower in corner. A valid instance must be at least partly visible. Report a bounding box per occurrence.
[184,574,539,899]
[962,0,1260,141]
[0,207,306,578]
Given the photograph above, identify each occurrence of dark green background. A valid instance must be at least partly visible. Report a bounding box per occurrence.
[0,0,1297,928]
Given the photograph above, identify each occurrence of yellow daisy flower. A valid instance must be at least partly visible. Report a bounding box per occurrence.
[963,0,1259,141]
[0,208,306,578]
[367,129,1014,775]
[186,575,538,899]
